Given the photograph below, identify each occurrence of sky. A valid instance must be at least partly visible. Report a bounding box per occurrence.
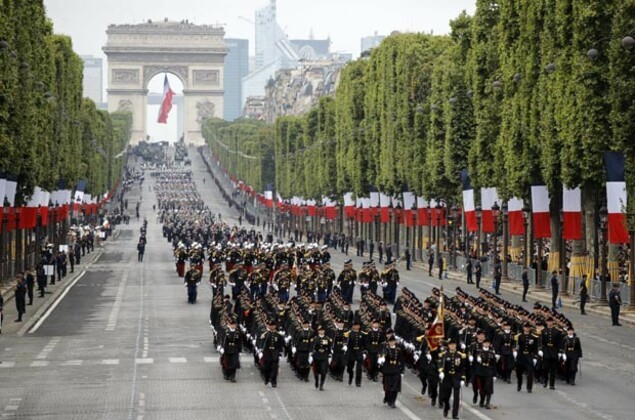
[43,0,476,141]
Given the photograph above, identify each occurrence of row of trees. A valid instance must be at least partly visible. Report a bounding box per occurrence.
[0,0,131,204]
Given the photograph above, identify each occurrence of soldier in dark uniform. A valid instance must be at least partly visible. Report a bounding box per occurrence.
[561,325,582,385]
[438,338,466,419]
[340,302,354,330]
[329,319,347,381]
[494,322,515,383]
[473,337,497,408]
[311,325,333,390]
[380,335,404,408]
[14,275,27,322]
[338,260,356,304]
[219,318,242,382]
[541,317,563,390]
[367,261,380,295]
[184,264,201,303]
[321,262,336,298]
[273,263,292,302]
[381,262,400,305]
[377,301,392,332]
[608,283,622,326]
[515,322,539,393]
[228,261,247,301]
[258,320,285,387]
[474,260,482,289]
[414,334,433,395]
[346,320,366,386]
[292,319,314,382]
[25,268,35,305]
[366,320,385,382]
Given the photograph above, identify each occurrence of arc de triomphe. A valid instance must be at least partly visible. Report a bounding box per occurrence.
[103,21,227,145]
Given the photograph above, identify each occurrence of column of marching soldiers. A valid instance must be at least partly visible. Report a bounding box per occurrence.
[152,169,584,420]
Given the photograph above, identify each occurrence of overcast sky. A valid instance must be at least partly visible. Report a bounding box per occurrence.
[44,0,476,59]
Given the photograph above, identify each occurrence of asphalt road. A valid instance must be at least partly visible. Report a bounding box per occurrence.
[0,148,634,420]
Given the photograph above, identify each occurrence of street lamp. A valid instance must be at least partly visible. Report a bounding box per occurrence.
[522,202,531,268]
[435,202,442,267]
[492,201,500,282]
[598,205,609,305]
[411,202,418,262]
[559,209,569,296]
[395,203,402,258]
[475,205,482,258]
[501,201,509,282]
[427,204,432,253]
[450,205,459,268]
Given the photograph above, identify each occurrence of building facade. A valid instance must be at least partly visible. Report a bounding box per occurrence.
[80,55,103,105]
[224,38,249,121]
[361,33,385,55]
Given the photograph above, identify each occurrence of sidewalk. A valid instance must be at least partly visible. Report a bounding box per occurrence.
[0,229,121,336]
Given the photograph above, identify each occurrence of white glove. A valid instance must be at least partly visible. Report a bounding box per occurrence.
[328,357,332,364]
[216,346,222,352]
[362,353,367,360]
[414,354,420,363]
[460,380,466,387]
[513,351,518,359]
[426,354,432,362]
[561,354,567,362]
[476,356,482,363]
[468,355,474,363]
[258,351,263,360]
[439,372,445,380]
[284,335,292,344]
[493,377,497,382]
[495,354,500,361]
[342,345,348,352]
[219,348,225,355]
[278,330,285,336]
[538,350,544,358]
[461,343,466,350]
[533,358,537,366]
[378,357,385,365]
[292,346,297,355]
[308,355,313,364]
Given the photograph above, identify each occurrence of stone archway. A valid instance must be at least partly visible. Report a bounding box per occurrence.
[103,20,227,145]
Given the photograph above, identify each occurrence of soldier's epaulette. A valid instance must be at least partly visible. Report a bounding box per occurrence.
[459,352,467,359]
[344,332,350,338]
[260,332,267,339]
[514,333,521,340]
[362,331,368,335]
[416,334,425,342]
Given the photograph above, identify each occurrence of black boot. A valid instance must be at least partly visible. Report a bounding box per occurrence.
[485,394,492,409]
[315,376,319,389]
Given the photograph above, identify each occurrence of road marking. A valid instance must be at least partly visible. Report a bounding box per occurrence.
[584,334,635,352]
[30,361,49,367]
[272,390,293,420]
[101,359,120,365]
[61,360,83,366]
[169,357,187,363]
[203,357,215,363]
[36,337,61,359]
[135,358,154,365]
[29,271,87,334]
[0,362,15,368]
[556,389,614,420]
[106,271,129,331]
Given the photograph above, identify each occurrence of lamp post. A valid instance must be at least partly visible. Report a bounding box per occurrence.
[475,205,482,259]
[501,201,509,281]
[375,205,380,244]
[411,202,418,262]
[559,209,569,296]
[492,202,500,281]
[522,203,531,268]
[427,204,432,253]
[598,205,609,305]
[435,202,442,267]
[450,205,458,269]
[395,203,402,258]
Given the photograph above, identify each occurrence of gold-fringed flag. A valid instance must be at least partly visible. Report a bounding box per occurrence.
[426,288,445,351]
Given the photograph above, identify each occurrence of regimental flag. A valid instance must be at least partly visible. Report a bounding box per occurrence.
[508,197,525,236]
[460,170,477,232]
[531,185,551,239]
[562,186,582,240]
[157,74,175,124]
[264,189,273,209]
[426,289,445,352]
[369,191,380,217]
[481,187,499,233]
[74,180,87,203]
[430,199,446,226]
[322,196,337,220]
[417,197,429,226]
[379,193,391,223]
[4,176,17,207]
[343,192,355,219]
[307,199,317,216]
[362,198,373,223]
[402,192,415,226]
[604,151,629,244]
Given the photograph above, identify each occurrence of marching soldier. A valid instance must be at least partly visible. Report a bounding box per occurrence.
[184,264,201,304]
[292,319,314,382]
[473,337,497,409]
[380,335,404,408]
[273,263,292,302]
[257,320,285,388]
[218,318,242,382]
[321,261,336,298]
[310,325,333,390]
[494,322,515,383]
[439,339,467,419]
[541,317,563,390]
[228,261,247,301]
[366,320,385,382]
[329,319,347,381]
[515,322,539,393]
[414,334,433,396]
[561,325,582,386]
[377,301,392,332]
[381,262,399,304]
[338,260,356,304]
[346,320,366,386]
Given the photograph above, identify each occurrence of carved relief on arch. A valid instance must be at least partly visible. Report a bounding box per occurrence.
[143,65,188,88]
[117,99,134,112]
[196,100,215,123]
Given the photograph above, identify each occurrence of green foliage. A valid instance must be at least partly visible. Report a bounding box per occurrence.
[0,1,131,204]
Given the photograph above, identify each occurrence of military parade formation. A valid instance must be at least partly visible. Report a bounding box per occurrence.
[149,167,585,419]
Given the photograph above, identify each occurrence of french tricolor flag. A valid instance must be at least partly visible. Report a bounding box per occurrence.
[343,192,355,218]
[508,197,525,236]
[157,75,175,124]
[562,186,582,240]
[264,190,273,208]
[481,187,499,233]
[531,185,551,239]
[604,151,629,244]
[417,197,429,226]
[402,192,415,226]
[379,193,391,223]
[460,170,477,232]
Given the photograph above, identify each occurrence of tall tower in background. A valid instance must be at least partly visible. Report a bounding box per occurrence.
[80,55,104,106]
[224,38,249,121]
[254,0,277,70]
